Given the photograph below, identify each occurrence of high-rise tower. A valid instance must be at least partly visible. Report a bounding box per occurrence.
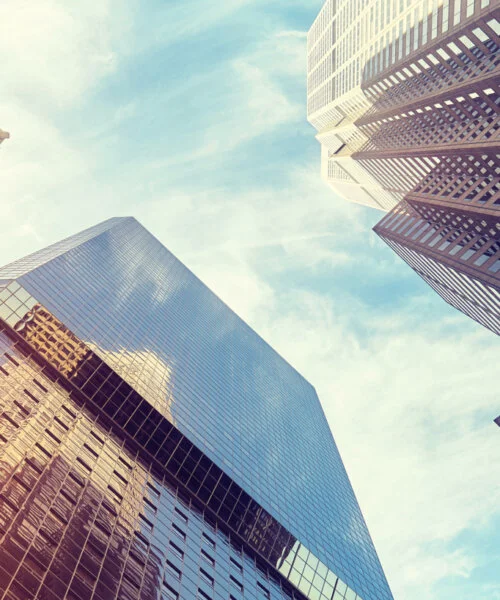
[307,0,499,212]
[308,0,499,335]
[0,218,393,600]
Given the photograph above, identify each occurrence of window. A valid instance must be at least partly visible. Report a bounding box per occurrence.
[201,549,215,567]
[166,560,182,580]
[139,513,154,533]
[147,482,161,499]
[199,568,214,587]
[230,557,243,573]
[230,575,243,593]
[35,442,52,458]
[197,588,211,600]
[4,353,19,367]
[112,468,128,485]
[107,485,123,505]
[174,507,188,523]
[202,532,215,549]
[257,582,270,599]
[118,455,132,469]
[169,540,184,559]
[162,581,178,600]
[33,379,48,393]
[144,497,157,513]
[91,431,105,445]
[24,389,40,404]
[1,413,19,429]
[83,443,98,458]
[172,522,186,541]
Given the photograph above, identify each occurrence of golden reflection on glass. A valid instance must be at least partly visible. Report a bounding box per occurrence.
[0,283,363,600]
[0,328,160,599]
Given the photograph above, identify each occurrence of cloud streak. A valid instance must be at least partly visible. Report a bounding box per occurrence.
[1,4,498,600]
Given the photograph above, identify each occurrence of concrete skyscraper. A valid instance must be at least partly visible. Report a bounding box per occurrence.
[308,0,499,335]
[307,0,498,211]
[0,218,393,600]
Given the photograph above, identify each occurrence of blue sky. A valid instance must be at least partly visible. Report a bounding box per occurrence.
[1,1,499,599]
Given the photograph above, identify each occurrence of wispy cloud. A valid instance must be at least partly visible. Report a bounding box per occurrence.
[1,4,498,600]
[0,1,131,107]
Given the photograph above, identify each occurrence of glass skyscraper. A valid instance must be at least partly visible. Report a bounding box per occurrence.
[0,217,393,600]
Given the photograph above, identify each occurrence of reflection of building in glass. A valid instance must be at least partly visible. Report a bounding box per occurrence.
[0,218,394,600]
[308,0,499,334]
[13,303,92,376]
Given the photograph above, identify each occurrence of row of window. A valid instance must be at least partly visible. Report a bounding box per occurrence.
[382,236,500,334]
[365,26,498,114]
[0,333,328,600]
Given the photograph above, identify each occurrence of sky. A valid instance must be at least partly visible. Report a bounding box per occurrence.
[1,1,499,599]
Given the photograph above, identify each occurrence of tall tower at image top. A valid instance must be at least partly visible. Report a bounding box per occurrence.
[308,0,500,335]
[307,0,499,213]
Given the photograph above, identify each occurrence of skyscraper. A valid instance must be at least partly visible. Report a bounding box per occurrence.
[374,200,500,334]
[308,0,500,334]
[307,0,499,211]
[0,218,393,600]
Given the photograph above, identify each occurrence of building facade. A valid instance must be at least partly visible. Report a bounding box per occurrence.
[308,0,499,334]
[307,0,499,212]
[374,200,500,334]
[0,218,393,600]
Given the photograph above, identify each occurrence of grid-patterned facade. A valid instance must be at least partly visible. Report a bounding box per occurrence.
[307,0,499,211]
[374,200,500,334]
[0,218,393,600]
[308,0,499,333]
[365,1,500,335]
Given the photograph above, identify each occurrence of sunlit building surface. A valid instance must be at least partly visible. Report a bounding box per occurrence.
[308,0,500,334]
[0,217,394,600]
[374,200,500,334]
[307,0,499,211]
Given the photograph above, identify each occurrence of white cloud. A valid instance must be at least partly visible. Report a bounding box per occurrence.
[0,0,134,262]
[276,30,308,38]
[0,1,130,107]
[141,166,364,287]
[141,166,499,600]
[0,104,87,259]
[152,0,257,43]
[1,5,498,600]
[186,28,308,154]
[246,290,499,600]
[202,62,301,152]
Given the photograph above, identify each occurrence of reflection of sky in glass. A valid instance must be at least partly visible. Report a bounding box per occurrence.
[0,328,303,600]
[0,217,392,600]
